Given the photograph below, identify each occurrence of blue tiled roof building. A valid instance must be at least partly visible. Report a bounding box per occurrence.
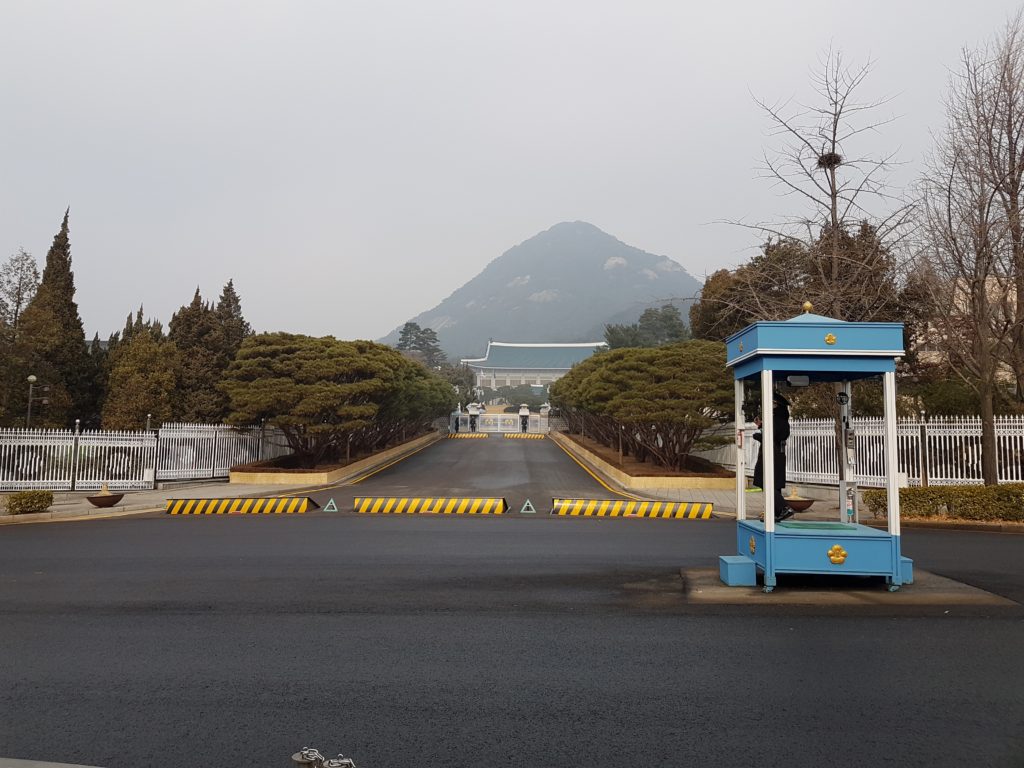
[461,341,606,389]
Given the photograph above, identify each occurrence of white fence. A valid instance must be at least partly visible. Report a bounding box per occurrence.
[0,423,290,492]
[701,415,1024,487]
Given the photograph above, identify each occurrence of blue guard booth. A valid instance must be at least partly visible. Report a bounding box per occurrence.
[719,304,914,592]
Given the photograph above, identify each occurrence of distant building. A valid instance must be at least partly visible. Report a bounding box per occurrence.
[461,341,606,390]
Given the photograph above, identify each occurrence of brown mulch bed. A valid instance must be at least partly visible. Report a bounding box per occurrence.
[561,433,733,478]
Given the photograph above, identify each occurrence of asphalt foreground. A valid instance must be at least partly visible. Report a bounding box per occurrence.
[1,439,1023,768]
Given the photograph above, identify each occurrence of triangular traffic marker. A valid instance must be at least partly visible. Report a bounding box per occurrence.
[520,499,537,514]
[323,498,338,512]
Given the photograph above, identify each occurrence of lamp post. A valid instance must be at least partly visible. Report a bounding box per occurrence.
[25,375,51,428]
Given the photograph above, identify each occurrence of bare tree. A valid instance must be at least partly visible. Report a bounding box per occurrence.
[920,33,1018,484]
[975,14,1024,401]
[0,248,40,333]
[712,50,912,324]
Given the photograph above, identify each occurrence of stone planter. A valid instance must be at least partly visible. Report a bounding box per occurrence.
[785,497,814,512]
[86,493,124,508]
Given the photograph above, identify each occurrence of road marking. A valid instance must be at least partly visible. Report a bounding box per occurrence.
[549,439,643,501]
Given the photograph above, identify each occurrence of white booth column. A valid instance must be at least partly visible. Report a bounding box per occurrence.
[760,369,775,533]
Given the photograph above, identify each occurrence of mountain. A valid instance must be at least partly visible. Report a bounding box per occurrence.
[379,221,703,358]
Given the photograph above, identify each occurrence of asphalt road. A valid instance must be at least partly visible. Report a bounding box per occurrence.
[306,434,626,512]
[1,437,1023,768]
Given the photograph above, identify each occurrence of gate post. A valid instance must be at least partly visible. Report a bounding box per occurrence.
[71,419,80,491]
[919,411,929,488]
[210,427,218,479]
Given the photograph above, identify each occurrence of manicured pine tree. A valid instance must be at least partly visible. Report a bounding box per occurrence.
[15,210,97,426]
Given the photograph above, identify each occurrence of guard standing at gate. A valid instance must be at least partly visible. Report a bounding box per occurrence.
[519,403,530,433]
[468,402,480,432]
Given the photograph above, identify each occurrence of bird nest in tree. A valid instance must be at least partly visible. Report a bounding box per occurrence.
[817,151,843,170]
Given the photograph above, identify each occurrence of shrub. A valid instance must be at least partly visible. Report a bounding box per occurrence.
[862,485,1024,522]
[4,490,55,515]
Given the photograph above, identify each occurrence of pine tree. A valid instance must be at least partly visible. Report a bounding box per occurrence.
[395,322,446,368]
[15,210,97,425]
[417,327,446,368]
[396,322,422,351]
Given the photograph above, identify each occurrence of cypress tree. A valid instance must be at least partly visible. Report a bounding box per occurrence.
[169,288,229,422]
[102,329,181,429]
[15,210,96,425]
[215,279,252,359]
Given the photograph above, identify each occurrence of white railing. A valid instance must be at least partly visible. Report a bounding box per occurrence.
[77,430,158,491]
[0,423,290,492]
[0,428,76,491]
[701,415,1024,487]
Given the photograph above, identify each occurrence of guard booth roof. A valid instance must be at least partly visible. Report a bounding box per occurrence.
[725,311,905,383]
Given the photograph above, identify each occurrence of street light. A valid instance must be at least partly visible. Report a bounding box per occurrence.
[26,375,51,428]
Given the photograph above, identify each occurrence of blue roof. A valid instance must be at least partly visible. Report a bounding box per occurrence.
[462,342,606,370]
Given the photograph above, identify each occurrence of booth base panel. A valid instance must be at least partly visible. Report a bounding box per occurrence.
[724,520,913,588]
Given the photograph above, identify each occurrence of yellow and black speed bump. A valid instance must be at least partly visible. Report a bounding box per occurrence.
[551,498,712,519]
[355,497,507,515]
[166,497,319,515]
[448,433,488,439]
[504,433,546,439]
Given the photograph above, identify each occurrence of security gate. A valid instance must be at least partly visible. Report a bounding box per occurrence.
[453,413,549,433]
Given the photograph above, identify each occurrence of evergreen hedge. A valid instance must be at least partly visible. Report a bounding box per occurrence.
[862,484,1024,522]
[4,490,55,515]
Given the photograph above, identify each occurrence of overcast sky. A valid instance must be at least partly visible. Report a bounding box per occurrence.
[2,1,1022,340]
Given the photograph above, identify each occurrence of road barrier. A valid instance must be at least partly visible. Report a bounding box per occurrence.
[504,434,546,440]
[354,497,508,515]
[550,498,713,519]
[166,497,320,515]
[447,433,489,439]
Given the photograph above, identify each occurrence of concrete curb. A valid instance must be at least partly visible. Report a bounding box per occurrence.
[0,504,166,525]
[0,758,105,768]
[547,431,648,499]
[706,510,1024,533]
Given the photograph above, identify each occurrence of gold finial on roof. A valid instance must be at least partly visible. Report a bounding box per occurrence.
[802,301,813,313]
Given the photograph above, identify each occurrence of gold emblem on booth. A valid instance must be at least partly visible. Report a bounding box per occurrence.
[825,333,837,345]
[738,341,744,352]
[827,544,848,564]
[749,536,756,556]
